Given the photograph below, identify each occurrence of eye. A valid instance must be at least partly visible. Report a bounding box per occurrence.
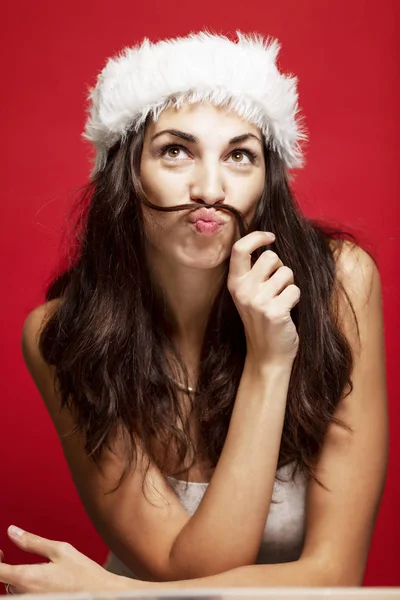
[158,144,258,165]
[227,149,257,166]
[159,144,189,160]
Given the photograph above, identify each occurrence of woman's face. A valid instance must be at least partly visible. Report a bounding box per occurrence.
[139,101,266,270]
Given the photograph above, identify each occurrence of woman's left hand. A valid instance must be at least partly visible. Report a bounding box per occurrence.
[0,525,128,595]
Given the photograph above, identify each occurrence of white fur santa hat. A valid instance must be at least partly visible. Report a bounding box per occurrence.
[83,29,309,178]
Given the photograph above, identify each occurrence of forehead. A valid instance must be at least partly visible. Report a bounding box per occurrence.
[144,101,262,141]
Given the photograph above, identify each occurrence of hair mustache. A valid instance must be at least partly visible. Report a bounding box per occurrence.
[140,196,249,238]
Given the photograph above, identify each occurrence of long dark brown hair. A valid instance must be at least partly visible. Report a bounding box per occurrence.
[37,119,372,495]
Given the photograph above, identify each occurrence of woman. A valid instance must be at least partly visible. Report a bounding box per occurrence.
[1,30,388,594]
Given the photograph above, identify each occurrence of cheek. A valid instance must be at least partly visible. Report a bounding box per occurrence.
[140,168,187,207]
[239,177,264,214]
[142,211,166,249]
[140,162,158,200]
[245,203,258,225]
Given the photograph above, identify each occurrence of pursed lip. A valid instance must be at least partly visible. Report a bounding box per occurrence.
[188,207,226,225]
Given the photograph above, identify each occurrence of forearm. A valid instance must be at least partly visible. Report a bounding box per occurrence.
[168,359,293,577]
[114,557,337,590]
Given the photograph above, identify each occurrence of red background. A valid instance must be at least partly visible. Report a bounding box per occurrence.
[1,0,399,587]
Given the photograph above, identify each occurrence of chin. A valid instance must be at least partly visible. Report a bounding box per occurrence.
[178,251,229,270]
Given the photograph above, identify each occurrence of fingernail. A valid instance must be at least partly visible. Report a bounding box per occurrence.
[8,525,24,538]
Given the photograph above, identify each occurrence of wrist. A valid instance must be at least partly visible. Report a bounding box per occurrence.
[110,574,150,591]
[244,356,294,379]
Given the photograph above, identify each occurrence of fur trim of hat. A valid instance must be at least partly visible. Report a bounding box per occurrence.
[83,30,309,178]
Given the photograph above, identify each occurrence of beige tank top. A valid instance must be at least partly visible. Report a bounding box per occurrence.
[103,462,308,578]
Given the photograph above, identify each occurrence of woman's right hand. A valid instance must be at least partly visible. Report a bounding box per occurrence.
[227,231,301,368]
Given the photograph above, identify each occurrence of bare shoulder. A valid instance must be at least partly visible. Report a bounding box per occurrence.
[330,237,378,295]
[329,238,381,350]
[21,298,62,348]
[21,298,65,419]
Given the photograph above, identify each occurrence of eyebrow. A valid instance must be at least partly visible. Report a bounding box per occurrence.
[150,129,263,146]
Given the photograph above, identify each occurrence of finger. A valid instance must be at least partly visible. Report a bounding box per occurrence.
[0,563,31,595]
[258,266,295,300]
[7,526,58,561]
[229,231,275,279]
[248,250,284,285]
[0,550,4,562]
[275,283,301,309]
[6,583,18,595]
[0,562,21,586]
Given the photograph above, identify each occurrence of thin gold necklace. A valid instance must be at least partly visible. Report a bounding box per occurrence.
[167,374,196,394]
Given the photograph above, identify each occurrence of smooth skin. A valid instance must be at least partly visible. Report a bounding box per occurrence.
[1,103,389,594]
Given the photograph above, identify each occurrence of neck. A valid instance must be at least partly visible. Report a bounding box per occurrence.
[146,249,227,350]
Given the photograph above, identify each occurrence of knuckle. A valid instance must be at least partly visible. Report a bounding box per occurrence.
[268,300,291,320]
[227,276,239,293]
[23,534,34,548]
[252,292,264,307]
[57,541,73,555]
[262,303,280,320]
[281,266,294,278]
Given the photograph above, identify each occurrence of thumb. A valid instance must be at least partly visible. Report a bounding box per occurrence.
[7,526,57,560]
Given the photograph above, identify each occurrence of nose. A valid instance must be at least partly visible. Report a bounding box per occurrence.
[189,162,226,206]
